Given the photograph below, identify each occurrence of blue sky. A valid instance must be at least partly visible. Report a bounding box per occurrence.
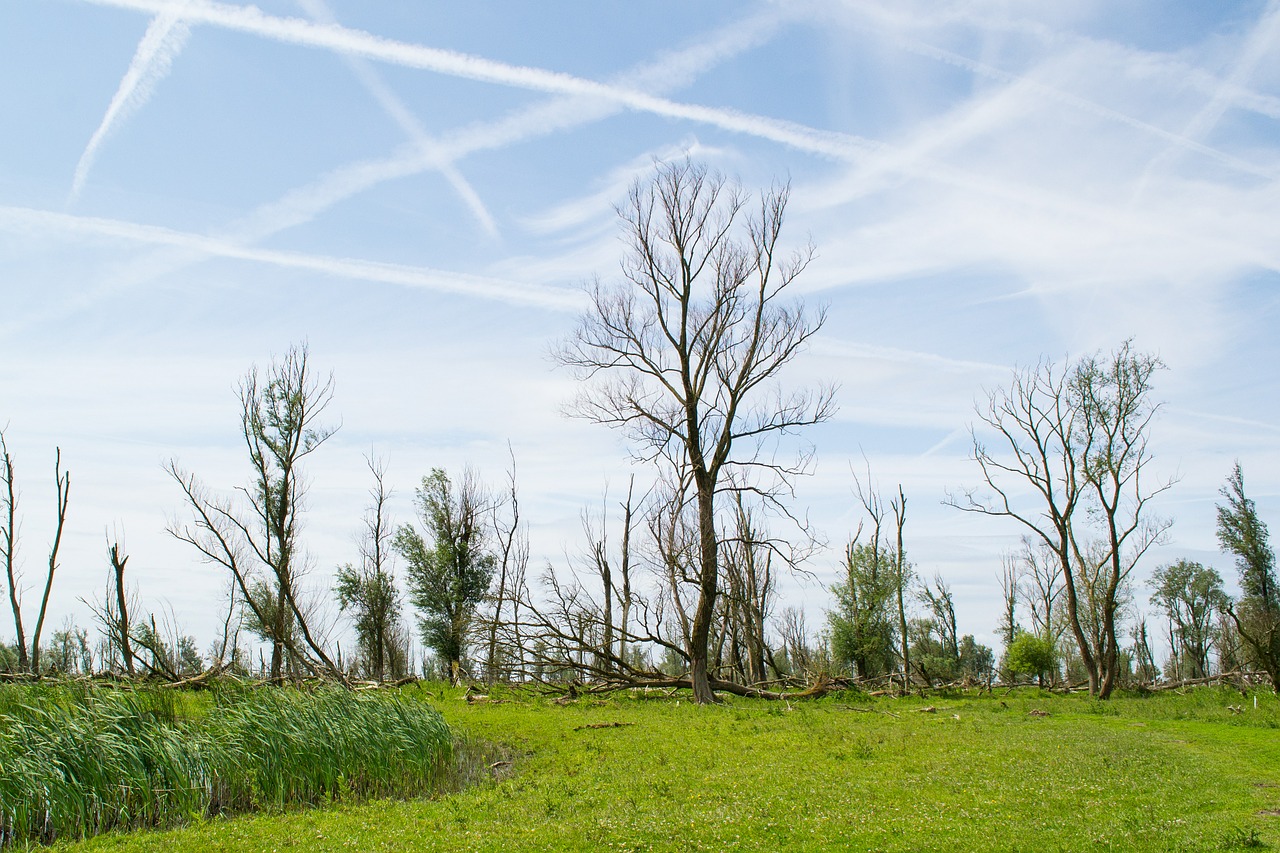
[1,0,1278,658]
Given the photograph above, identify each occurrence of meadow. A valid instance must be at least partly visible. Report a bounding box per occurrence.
[26,682,1278,852]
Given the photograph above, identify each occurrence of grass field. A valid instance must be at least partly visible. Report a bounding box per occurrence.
[49,683,1280,852]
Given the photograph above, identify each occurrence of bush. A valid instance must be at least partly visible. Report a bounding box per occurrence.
[1004,633,1057,686]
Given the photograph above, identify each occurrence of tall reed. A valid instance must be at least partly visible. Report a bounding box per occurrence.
[0,683,452,845]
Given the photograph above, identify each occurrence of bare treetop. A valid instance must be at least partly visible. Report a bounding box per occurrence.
[557,159,834,496]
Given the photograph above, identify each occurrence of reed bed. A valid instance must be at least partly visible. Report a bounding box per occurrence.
[0,683,453,845]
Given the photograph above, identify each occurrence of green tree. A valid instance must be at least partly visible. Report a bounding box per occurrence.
[1004,632,1057,687]
[335,455,405,681]
[1216,462,1280,690]
[1149,559,1226,680]
[958,635,995,683]
[394,468,495,684]
[828,541,897,679]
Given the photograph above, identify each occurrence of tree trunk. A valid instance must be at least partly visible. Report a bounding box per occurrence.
[110,544,135,677]
[1,439,27,673]
[688,473,720,704]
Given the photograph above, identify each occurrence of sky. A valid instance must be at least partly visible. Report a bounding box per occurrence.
[1,0,1278,663]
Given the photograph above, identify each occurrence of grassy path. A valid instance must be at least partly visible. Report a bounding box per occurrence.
[69,685,1280,852]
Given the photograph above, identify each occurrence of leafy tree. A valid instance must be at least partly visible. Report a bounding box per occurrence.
[335,455,405,681]
[1149,559,1226,680]
[394,468,495,684]
[828,541,897,679]
[1004,632,1057,687]
[1216,463,1280,690]
[958,635,995,683]
[555,159,833,703]
[908,618,957,686]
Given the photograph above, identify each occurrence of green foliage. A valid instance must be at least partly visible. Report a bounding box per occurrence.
[335,562,405,680]
[1217,463,1277,607]
[395,468,496,681]
[1150,559,1227,679]
[1217,463,1280,689]
[1005,632,1058,684]
[828,542,897,678]
[958,634,995,682]
[0,683,452,845]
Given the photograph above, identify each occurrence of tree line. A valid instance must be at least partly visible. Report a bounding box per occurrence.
[0,159,1272,702]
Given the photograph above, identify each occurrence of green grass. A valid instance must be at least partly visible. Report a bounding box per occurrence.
[0,682,451,845]
[54,683,1280,852]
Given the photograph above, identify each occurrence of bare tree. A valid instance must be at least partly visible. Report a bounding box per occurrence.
[28,448,69,676]
[718,493,775,685]
[168,343,341,680]
[108,542,136,676]
[480,449,529,683]
[555,159,833,703]
[948,341,1172,698]
[0,430,26,671]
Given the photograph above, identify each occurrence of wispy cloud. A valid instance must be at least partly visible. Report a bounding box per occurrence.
[0,205,583,312]
[69,7,191,202]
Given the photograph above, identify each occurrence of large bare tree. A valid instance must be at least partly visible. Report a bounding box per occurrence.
[949,341,1172,698]
[556,159,833,703]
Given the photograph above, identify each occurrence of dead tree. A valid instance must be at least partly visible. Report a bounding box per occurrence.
[28,448,69,676]
[481,450,529,683]
[0,430,26,671]
[555,159,833,703]
[109,542,135,676]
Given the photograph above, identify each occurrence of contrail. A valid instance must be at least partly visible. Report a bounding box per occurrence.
[0,205,584,312]
[294,0,499,239]
[217,7,787,246]
[79,0,884,163]
[53,8,786,322]
[70,8,191,202]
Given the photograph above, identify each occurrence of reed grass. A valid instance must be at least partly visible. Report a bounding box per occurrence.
[0,683,452,845]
